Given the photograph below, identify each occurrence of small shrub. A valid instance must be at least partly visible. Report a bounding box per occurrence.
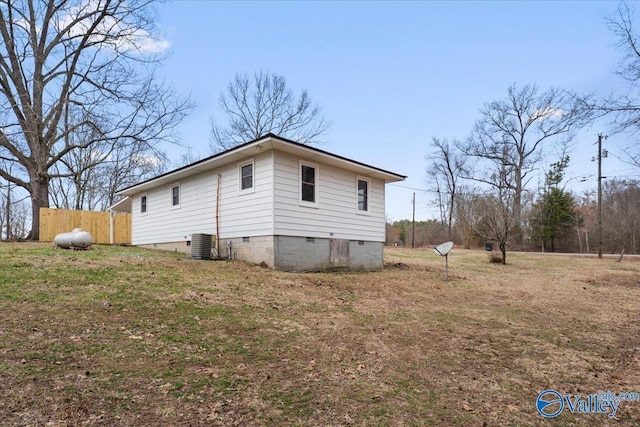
[488,251,503,263]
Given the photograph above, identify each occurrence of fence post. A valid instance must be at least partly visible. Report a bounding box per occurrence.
[109,211,114,245]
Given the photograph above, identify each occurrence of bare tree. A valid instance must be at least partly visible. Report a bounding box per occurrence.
[175,146,207,168]
[604,2,640,133]
[7,198,29,240]
[473,158,517,264]
[574,191,596,253]
[427,137,466,240]
[475,181,515,264]
[386,219,447,248]
[0,0,192,240]
[602,179,640,254]
[0,172,29,240]
[453,186,485,249]
[50,140,166,211]
[48,117,111,211]
[587,1,640,166]
[461,83,592,246]
[210,70,330,151]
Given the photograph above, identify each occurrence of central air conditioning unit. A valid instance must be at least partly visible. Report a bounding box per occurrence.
[191,233,213,260]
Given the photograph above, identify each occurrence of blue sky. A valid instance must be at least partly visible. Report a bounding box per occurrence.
[155,1,636,221]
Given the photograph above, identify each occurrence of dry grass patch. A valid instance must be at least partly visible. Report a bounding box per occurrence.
[0,243,639,426]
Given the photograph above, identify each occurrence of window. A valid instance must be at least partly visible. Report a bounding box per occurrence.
[357,178,368,211]
[239,160,254,192]
[301,165,315,202]
[171,185,180,207]
[243,236,251,243]
[140,195,147,214]
[300,161,318,206]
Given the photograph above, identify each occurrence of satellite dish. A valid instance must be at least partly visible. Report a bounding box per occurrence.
[433,241,454,281]
[433,241,454,256]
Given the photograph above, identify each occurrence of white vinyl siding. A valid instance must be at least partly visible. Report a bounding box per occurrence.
[218,152,273,237]
[273,151,386,242]
[131,151,274,245]
[131,147,389,246]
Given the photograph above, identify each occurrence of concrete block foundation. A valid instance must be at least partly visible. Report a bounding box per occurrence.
[140,235,383,271]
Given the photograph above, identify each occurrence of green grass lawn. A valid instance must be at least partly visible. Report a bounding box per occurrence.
[0,243,639,426]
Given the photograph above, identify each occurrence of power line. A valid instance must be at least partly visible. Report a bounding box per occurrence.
[389,183,430,192]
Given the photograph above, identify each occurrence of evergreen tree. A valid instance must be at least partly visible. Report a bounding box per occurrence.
[530,156,578,251]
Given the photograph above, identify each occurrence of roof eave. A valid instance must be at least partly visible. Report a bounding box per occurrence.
[116,134,406,196]
[106,196,132,213]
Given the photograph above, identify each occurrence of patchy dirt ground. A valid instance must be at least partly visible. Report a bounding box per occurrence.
[0,243,639,426]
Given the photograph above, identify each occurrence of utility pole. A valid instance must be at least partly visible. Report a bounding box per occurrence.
[596,133,607,259]
[411,192,415,248]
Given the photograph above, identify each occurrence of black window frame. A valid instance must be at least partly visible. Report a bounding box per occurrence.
[240,161,254,191]
[171,185,180,207]
[301,164,316,204]
[357,178,369,212]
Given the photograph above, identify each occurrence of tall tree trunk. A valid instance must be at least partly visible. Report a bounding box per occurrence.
[28,171,49,241]
[448,188,455,241]
[513,169,523,247]
[576,226,583,253]
[0,0,191,242]
[585,229,590,253]
[500,241,507,264]
[5,183,10,240]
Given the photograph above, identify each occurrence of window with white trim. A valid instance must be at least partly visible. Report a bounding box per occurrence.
[300,161,318,206]
[357,178,369,212]
[140,194,147,214]
[239,159,254,192]
[171,184,180,207]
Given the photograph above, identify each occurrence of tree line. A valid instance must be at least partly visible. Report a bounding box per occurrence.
[424,3,640,262]
[388,179,640,256]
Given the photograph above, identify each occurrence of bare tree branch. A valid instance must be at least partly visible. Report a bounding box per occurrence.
[427,137,467,240]
[210,70,330,152]
[0,0,193,239]
[460,83,592,247]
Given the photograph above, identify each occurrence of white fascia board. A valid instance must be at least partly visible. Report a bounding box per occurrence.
[116,135,405,197]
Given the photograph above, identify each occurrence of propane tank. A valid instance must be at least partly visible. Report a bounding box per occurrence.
[53,231,74,249]
[71,229,93,249]
[54,228,93,249]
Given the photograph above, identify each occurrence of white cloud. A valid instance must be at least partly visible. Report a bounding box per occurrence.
[125,27,170,53]
[532,106,565,120]
[131,153,164,168]
[53,0,170,55]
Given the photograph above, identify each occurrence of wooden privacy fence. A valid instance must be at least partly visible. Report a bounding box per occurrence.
[39,208,131,245]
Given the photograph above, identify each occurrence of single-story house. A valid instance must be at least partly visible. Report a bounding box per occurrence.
[110,133,405,271]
